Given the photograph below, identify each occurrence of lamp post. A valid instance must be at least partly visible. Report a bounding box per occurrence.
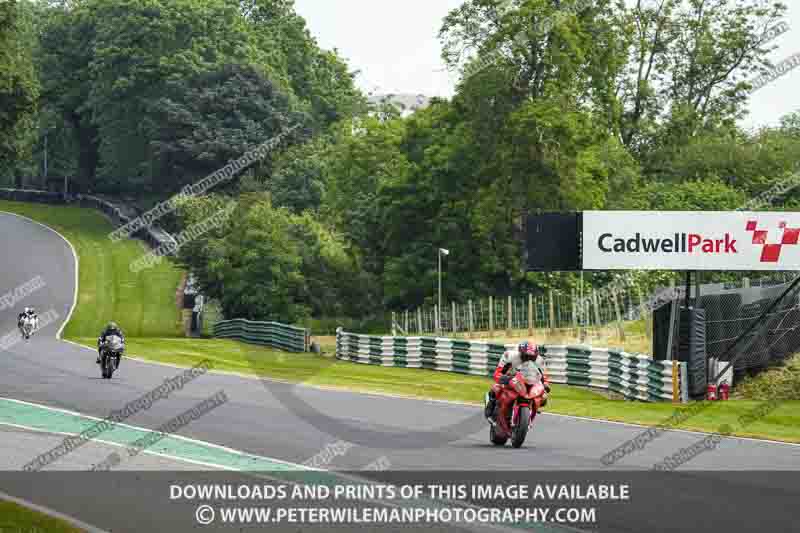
[438,248,449,334]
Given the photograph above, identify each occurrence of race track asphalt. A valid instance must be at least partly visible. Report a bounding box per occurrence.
[1,210,799,533]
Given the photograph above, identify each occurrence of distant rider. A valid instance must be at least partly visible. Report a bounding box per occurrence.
[485,341,549,423]
[97,321,125,364]
[18,307,39,332]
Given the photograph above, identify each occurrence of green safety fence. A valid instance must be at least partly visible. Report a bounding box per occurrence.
[335,329,687,402]
[214,319,309,353]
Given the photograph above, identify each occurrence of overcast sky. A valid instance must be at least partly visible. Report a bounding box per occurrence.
[294,0,800,132]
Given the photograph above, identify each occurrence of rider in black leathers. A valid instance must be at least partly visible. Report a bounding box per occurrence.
[96,321,125,364]
[18,307,38,334]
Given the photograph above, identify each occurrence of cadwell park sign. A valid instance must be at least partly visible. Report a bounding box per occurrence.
[582,211,800,271]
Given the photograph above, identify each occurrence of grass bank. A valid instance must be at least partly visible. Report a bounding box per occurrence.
[0,498,84,533]
[736,353,800,400]
[0,200,183,338]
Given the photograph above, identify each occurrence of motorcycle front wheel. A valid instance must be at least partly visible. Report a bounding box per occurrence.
[511,406,531,448]
[102,356,114,379]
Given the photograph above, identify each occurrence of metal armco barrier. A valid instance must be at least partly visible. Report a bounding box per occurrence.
[0,188,176,250]
[335,330,687,402]
[214,319,309,353]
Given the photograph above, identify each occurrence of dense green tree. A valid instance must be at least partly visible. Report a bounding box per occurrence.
[432,1,637,297]
[175,192,369,321]
[238,0,367,126]
[288,212,371,318]
[269,134,331,212]
[320,116,414,304]
[380,100,488,305]
[619,0,787,166]
[0,0,39,184]
[778,110,800,137]
[622,176,748,210]
[176,193,308,322]
[147,64,307,192]
[36,0,361,193]
[85,0,265,191]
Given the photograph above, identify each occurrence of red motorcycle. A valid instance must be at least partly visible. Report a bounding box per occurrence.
[486,367,549,448]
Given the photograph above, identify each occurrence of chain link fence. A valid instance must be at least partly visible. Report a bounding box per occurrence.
[391,271,800,368]
[392,286,653,352]
[690,272,800,379]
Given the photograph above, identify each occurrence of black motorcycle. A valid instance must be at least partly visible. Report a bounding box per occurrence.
[100,334,124,379]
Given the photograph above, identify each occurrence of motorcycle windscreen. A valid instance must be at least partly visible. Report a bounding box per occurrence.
[517,363,542,384]
[107,335,124,351]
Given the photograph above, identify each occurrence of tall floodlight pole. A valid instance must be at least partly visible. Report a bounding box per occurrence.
[438,248,449,334]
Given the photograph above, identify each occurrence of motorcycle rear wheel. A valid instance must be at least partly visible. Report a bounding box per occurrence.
[511,406,531,448]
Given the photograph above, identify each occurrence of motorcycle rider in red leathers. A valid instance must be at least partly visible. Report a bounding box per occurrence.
[485,341,550,433]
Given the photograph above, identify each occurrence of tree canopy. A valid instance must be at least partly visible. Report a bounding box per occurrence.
[2,0,799,325]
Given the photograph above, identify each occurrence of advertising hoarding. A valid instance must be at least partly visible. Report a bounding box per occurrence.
[583,211,800,270]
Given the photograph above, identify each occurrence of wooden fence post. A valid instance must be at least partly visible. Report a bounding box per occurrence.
[528,293,533,336]
[452,301,457,335]
[507,296,512,336]
[571,289,578,333]
[549,290,555,333]
[489,296,494,338]
[469,300,474,337]
[417,308,422,334]
[637,285,652,346]
[611,289,625,341]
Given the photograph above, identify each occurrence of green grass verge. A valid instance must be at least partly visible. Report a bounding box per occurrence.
[72,336,800,443]
[0,200,183,338]
[735,353,800,400]
[0,499,84,533]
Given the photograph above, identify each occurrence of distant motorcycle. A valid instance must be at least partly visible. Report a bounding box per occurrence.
[486,365,549,448]
[100,334,125,379]
[19,316,38,340]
